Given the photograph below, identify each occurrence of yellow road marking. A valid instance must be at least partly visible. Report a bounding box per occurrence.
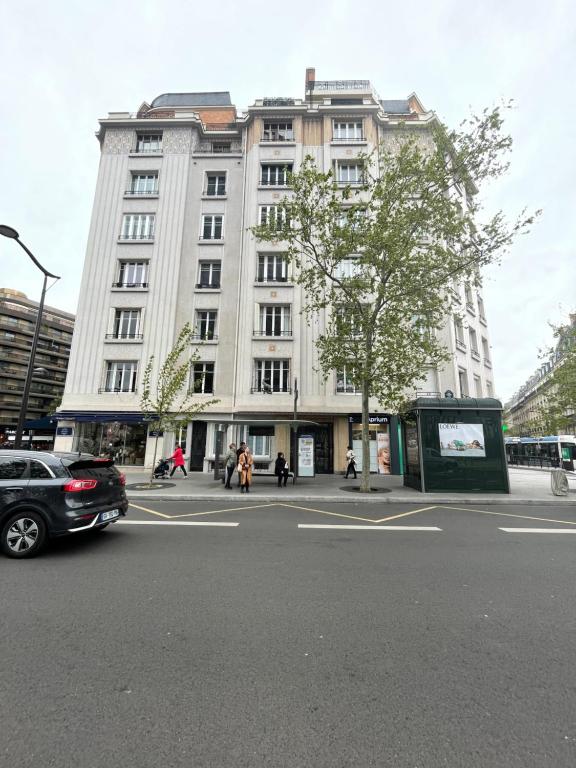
[128,502,171,519]
[167,503,279,519]
[277,502,384,524]
[374,505,439,523]
[438,505,576,526]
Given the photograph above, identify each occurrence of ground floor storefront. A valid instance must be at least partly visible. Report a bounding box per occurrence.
[54,411,404,474]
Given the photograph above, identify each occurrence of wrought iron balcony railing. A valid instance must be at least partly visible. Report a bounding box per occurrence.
[252,330,292,337]
[105,333,144,340]
[112,282,149,289]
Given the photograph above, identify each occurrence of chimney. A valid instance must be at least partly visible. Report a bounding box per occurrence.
[306,67,315,91]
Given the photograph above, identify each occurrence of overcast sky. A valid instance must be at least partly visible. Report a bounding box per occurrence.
[1,0,574,402]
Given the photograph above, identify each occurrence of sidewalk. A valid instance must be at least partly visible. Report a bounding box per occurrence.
[123,466,576,505]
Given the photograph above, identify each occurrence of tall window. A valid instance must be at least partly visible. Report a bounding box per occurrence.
[135,134,162,153]
[129,173,158,194]
[262,121,293,141]
[260,164,293,186]
[206,174,226,196]
[104,361,138,392]
[465,283,475,311]
[486,380,493,397]
[336,367,361,394]
[469,328,479,357]
[474,375,482,398]
[458,368,469,397]
[116,261,148,288]
[482,337,490,363]
[111,309,141,339]
[201,215,223,240]
[259,206,288,230]
[197,262,221,289]
[195,310,217,340]
[333,121,363,140]
[256,253,288,283]
[253,360,290,393]
[335,163,363,184]
[334,257,360,279]
[191,362,214,394]
[477,295,486,322]
[121,214,155,240]
[454,317,465,349]
[258,305,291,337]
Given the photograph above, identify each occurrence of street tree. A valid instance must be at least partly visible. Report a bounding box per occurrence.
[252,106,539,491]
[140,323,218,484]
[542,317,576,434]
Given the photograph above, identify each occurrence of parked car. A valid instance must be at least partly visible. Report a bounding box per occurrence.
[0,450,128,558]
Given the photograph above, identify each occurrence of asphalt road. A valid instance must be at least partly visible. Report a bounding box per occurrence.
[2,501,576,768]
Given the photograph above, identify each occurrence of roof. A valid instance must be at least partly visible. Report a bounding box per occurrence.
[381,99,411,114]
[407,397,503,410]
[150,92,232,108]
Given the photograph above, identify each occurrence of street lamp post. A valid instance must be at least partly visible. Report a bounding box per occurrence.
[0,226,60,449]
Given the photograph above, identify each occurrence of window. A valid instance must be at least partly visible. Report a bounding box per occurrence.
[30,460,52,479]
[120,214,155,240]
[0,457,27,479]
[201,215,223,240]
[465,283,475,312]
[195,310,217,340]
[477,295,487,322]
[259,205,288,230]
[197,262,221,289]
[191,362,214,394]
[129,173,158,194]
[111,309,141,339]
[473,375,482,398]
[256,253,288,282]
[116,261,148,288]
[486,380,493,397]
[206,174,226,196]
[104,361,138,392]
[135,134,162,153]
[454,317,466,350]
[260,164,293,186]
[258,305,291,337]
[262,121,293,142]
[212,142,231,153]
[335,163,363,184]
[247,426,274,457]
[253,360,290,393]
[336,367,361,394]
[333,121,363,140]
[469,328,479,358]
[482,337,491,363]
[334,257,361,279]
[458,368,469,397]
[337,207,366,231]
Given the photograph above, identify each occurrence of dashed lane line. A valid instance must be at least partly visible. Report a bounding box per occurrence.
[298,524,442,531]
[499,528,576,534]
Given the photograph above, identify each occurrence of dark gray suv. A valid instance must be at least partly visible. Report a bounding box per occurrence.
[0,450,128,558]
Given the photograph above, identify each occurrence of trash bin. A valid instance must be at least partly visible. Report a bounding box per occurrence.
[551,468,569,496]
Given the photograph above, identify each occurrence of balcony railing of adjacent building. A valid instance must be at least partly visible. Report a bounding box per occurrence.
[118,233,155,241]
[105,333,144,340]
[261,132,294,142]
[309,80,371,91]
[252,330,292,337]
[455,339,467,352]
[124,188,159,196]
[195,142,242,154]
[112,282,149,289]
[250,385,292,394]
[131,146,163,154]
[262,98,296,107]
[190,334,218,342]
[471,349,481,361]
[98,387,137,394]
[255,275,289,283]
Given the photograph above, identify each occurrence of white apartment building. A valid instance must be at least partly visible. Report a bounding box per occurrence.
[55,70,496,473]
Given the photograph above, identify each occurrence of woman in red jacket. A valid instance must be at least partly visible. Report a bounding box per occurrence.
[169,444,187,478]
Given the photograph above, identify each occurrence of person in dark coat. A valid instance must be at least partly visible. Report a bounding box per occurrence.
[236,442,247,487]
[274,452,289,487]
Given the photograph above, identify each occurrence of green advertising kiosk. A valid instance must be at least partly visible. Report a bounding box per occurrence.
[403,397,510,493]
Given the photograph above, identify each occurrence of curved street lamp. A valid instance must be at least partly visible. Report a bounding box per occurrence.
[0,225,60,449]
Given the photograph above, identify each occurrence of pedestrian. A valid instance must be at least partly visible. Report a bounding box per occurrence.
[236,441,247,486]
[224,442,237,489]
[274,452,289,487]
[345,445,357,479]
[238,445,254,493]
[169,444,188,478]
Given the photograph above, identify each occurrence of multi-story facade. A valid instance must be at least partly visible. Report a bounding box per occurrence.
[55,70,496,471]
[0,288,74,445]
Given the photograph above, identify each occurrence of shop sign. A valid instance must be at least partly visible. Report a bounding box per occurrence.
[348,414,390,424]
[56,427,74,436]
[148,430,164,437]
[298,435,315,477]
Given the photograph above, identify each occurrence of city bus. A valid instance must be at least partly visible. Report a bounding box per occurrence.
[504,436,576,472]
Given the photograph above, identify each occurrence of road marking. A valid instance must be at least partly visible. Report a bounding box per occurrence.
[168,503,279,519]
[500,527,576,534]
[128,502,171,519]
[117,520,238,527]
[440,505,576,526]
[279,503,388,523]
[374,505,439,523]
[298,524,442,531]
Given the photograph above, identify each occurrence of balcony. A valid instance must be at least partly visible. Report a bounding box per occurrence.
[471,349,481,362]
[111,282,149,289]
[190,334,218,342]
[204,123,237,132]
[131,146,163,155]
[98,387,137,394]
[195,282,221,290]
[124,189,159,197]
[455,339,467,352]
[331,136,366,143]
[250,386,291,394]
[118,234,154,242]
[105,333,143,341]
[253,330,292,338]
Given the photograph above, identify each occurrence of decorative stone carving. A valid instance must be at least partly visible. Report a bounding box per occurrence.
[103,129,134,154]
[163,128,192,154]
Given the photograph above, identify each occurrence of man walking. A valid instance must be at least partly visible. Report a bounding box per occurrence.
[224,443,237,489]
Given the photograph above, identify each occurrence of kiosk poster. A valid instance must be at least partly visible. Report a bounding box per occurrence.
[438,423,486,457]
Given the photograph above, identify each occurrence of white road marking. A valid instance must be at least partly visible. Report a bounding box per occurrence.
[116,520,238,527]
[297,524,442,531]
[499,528,576,534]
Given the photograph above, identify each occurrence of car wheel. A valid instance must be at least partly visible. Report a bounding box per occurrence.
[1,511,47,558]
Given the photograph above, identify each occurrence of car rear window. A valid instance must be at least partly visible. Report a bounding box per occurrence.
[63,458,119,481]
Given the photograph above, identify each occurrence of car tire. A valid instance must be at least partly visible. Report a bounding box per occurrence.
[1,511,47,559]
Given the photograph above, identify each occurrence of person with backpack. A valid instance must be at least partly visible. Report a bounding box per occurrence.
[345,445,357,479]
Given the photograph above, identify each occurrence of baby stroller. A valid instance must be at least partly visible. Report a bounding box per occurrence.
[153,457,171,479]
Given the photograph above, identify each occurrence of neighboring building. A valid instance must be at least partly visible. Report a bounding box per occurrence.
[55,70,496,471]
[505,315,576,435]
[0,288,74,446]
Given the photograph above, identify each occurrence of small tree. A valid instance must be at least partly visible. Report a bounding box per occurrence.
[252,106,539,491]
[541,318,576,434]
[140,323,219,483]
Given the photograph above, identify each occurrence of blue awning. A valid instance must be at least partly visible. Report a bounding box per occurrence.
[55,411,149,423]
[23,416,58,430]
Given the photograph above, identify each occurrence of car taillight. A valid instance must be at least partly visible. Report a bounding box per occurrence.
[63,479,98,492]
[119,473,126,486]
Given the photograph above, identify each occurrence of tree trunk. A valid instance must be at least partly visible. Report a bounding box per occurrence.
[360,377,371,492]
[149,431,160,485]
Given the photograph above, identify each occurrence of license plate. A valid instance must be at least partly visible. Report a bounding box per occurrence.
[101,509,120,522]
